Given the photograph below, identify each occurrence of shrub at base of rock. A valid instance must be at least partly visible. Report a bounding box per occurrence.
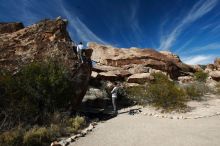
[182,82,209,101]
[0,115,86,146]
[147,73,187,111]
[194,71,208,82]
[216,83,220,94]
[126,73,187,111]
[0,61,76,127]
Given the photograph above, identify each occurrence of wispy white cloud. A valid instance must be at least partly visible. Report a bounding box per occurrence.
[193,43,220,51]
[19,0,107,44]
[182,55,215,65]
[60,1,107,44]
[201,23,214,30]
[211,25,220,32]
[200,21,220,33]
[174,38,195,53]
[121,0,145,46]
[159,0,218,51]
[182,42,220,55]
[60,2,107,44]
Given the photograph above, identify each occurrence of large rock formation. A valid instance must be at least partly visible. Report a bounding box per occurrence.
[214,58,220,70]
[127,73,154,84]
[209,71,220,81]
[0,18,92,109]
[204,58,220,81]
[0,22,24,34]
[88,42,193,81]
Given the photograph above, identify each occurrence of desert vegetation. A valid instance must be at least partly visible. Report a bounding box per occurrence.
[0,61,87,146]
[216,83,220,94]
[194,71,208,82]
[125,73,210,111]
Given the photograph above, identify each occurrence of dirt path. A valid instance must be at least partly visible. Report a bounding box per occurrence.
[73,113,220,146]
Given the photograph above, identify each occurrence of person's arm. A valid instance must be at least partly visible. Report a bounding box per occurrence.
[111,87,116,94]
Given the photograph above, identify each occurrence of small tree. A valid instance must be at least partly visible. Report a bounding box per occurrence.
[0,60,75,126]
[147,73,186,111]
[194,71,208,82]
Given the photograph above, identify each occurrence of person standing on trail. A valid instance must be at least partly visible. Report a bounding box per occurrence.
[77,42,84,63]
[111,83,120,115]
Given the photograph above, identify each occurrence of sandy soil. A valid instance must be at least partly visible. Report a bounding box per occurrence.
[73,113,220,146]
[72,94,220,146]
[139,94,220,119]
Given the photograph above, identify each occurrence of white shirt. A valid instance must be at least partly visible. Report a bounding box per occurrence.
[111,87,118,98]
[77,44,84,52]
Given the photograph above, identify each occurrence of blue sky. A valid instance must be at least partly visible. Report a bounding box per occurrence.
[0,0,220,65]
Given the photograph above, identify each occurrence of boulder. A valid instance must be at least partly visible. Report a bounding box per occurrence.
[205,64,216,73]
[206,76,218,88]
[94,69,131,81]
[0,18,92,109]
[209,71,220,81]
[192,65,203,72]
[128,64,151,74]
[88,42,193,79]
[127,73,154,84]
[91,71,98,78]
[178,76,194,83]
[0,22,24,34]
[92,64,121,72]
[97,72,119,81]
[124,83,140,87]
[82,87,109,108]
[159,51,180,62]
[214,58,220,70]
[111,70,131,78]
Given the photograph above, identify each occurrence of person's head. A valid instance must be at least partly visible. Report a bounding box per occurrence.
[114,82,120,87]
[79,42,82,45]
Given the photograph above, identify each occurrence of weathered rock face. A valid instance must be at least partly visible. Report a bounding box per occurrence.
[205,64,216,73]
[192,65,203,72]
[82,87,109,108]
[178,76,194,83]
[127,73,154,84]
[209,71,220,81]
[159,51,181,63]
[88,42,193,80]
[0,18,92,109]
[214,58,220,70]
[0,22,24,34]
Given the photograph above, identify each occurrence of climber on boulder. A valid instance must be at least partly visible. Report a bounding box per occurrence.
[77,42,85,63]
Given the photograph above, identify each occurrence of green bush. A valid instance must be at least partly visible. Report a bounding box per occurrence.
[0,115,87,146]
[0,60,75,126]
[67,116,86,134]
[194,71,208,82]
[0,128,24,146]
[125,86,148,104]
[23,127,52,146]
[126,73,187,111]
[216,83,220,94]
[147,73,186,110]
[183,82,209,101]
